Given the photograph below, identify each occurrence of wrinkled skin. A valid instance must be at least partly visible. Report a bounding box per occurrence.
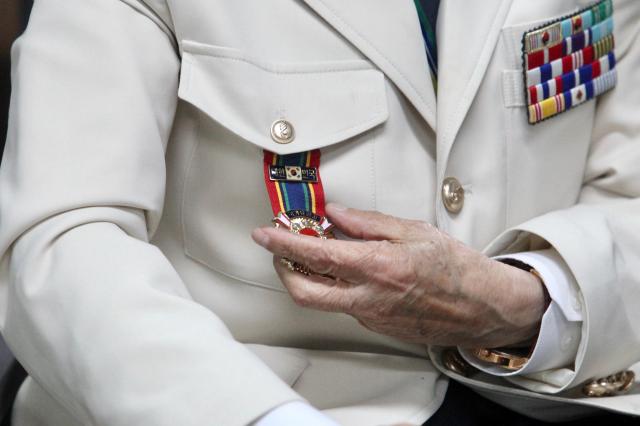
[252,204,546,349]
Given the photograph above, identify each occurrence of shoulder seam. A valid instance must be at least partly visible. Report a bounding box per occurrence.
[117,0,178,52]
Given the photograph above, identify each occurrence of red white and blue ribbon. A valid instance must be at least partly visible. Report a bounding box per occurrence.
[523,0,617,124]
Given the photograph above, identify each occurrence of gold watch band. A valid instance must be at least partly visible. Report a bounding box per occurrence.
[471,348,530,371]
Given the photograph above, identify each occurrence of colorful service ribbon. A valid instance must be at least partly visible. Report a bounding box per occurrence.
[263,150,327,218]
[522,0,617,124]
[262,149,333,241]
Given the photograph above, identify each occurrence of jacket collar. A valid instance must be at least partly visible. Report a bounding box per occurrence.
[301,0,438,130]
[436,0,514,177]
[300,0,514,157]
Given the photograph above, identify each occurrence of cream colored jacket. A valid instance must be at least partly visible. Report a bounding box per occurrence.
[1,0,640,425]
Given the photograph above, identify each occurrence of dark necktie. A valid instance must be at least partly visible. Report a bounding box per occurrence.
[414,0,441,90]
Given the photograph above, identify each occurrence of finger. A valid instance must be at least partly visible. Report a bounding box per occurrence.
[252,226,384,282]
[273,256,357,313]
[326,203,431,242]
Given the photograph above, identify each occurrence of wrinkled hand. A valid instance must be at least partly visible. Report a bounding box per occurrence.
[252,204,546,348]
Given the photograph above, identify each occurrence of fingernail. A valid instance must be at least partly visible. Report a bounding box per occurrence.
[251,228,270,247]
[327,202,347,212]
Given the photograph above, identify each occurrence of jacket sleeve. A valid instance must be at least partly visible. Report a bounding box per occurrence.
[0,1,300,424]
[483,0,640,394]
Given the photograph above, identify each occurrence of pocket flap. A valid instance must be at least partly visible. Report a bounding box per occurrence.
[178,40,389,155]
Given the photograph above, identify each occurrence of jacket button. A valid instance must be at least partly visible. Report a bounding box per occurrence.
[442,348,472,377]
[442,177,465,214]
[271,119,295,144]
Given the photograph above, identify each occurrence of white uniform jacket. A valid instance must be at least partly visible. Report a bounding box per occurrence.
[1,0,640,425]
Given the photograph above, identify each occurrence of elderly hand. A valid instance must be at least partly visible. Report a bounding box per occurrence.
[252,204,546,348]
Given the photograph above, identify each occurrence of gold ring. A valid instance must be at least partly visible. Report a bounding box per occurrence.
[280,257,296,272]
[279,257,312,276]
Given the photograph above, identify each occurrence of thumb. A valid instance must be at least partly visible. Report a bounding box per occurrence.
[326,203,429,242]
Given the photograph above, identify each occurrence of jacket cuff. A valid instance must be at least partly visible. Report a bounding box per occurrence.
[479,206,640,393]
[254,401,339,426]
[459,250,582,379]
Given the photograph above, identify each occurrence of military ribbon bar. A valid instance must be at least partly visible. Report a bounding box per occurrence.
[522,0,617,124]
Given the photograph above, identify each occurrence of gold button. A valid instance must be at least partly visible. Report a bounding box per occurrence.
[442,348,472,377]
[582,370,635,397]
[442,177,465,214]
[271,119,295,144]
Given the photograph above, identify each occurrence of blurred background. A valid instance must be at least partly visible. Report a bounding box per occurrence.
[1,0,33,160]
[0,3,32,418]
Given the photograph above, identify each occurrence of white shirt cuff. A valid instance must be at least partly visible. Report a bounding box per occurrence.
[459,249,583,376]
[254,401,339,426]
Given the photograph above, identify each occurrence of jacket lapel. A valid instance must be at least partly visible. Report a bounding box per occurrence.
[436,0,514,177]
[301,0,437,130]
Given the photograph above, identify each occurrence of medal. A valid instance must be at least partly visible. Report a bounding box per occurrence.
[272,210,334,239]
[263,150,334,274]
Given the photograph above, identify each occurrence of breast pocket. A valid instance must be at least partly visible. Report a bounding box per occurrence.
[177,40,388,291]
[498,1,615,224]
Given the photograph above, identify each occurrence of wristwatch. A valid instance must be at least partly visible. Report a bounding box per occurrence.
[470,258,548,370]
[471,347,533,371]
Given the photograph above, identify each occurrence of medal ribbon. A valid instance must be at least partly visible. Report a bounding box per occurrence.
[263,150,327,217]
